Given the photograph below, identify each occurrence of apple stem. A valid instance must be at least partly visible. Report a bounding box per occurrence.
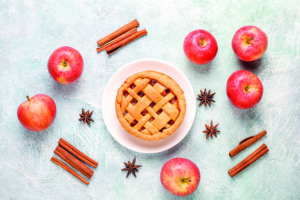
[200,37,204,46]
[26,96,30,101]
[181,177,191,183]
[246,37,254,45]
[243,85,252,93]
[63,60,68,67]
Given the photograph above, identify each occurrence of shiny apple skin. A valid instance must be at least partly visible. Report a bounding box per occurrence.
[17,94,56,132]
[232,26,268,62]
[183,29,218,65]
[48,46,84,84]
[226,70,263,109]
[160,158,200,196]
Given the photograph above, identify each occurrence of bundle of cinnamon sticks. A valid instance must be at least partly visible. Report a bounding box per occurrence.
[51,138,98,185]
[228,130,269,177]
[97,19,147,55]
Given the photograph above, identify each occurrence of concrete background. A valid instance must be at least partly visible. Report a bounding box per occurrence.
[0,0,299,199]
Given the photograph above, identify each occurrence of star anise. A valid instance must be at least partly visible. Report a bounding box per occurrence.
[122,158,142,178]
[202,120,220,139]
[78,108,94,126]
[197,89,215,107]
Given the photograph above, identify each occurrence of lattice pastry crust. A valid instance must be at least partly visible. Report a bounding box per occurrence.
[115,71,186,141]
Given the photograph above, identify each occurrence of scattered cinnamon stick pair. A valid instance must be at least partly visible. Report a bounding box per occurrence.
[51,138,98,185]
[228,130,268,177]
[97,19,147,55]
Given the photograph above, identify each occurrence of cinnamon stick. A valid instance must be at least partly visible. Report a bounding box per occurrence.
[97,28,138,53]
[58,138,98,168]
[54,145,94,179]
[51,157,89,185]
[228,144,269,177]
[229,130,267,157]
[105,29,147,55]
[97,19,139,47]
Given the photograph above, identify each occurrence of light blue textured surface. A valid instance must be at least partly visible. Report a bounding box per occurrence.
[0,0,299,199]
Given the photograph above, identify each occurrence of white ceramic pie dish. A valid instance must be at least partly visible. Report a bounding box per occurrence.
[102,59,196,153]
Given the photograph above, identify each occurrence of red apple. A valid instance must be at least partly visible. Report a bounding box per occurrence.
[226,70,263,109]
[48,46,84,84]
[183,29,218,65]
[232,26,268,62]
[160,158,200,196]
[17,94,56,132]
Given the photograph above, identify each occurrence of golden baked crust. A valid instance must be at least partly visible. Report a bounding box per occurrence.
[115,71,186,141]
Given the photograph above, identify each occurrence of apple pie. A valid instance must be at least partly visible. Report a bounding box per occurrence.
[115,71,186,141]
